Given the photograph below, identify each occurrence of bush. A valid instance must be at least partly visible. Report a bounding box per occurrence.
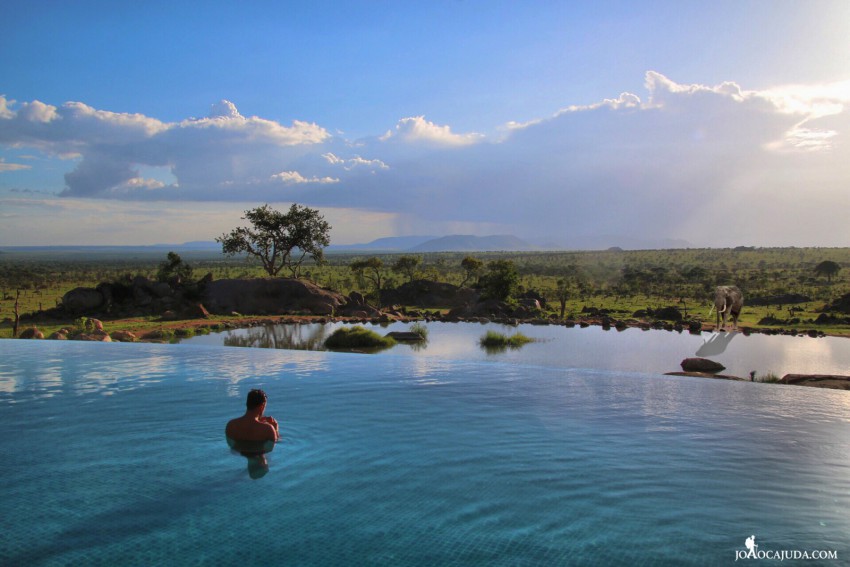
[324,326,396,350]
[757,372,780,383]
[479,330,533,349]
[410,321,429,339]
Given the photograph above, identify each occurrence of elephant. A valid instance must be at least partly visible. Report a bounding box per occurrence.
[711,285,744,331]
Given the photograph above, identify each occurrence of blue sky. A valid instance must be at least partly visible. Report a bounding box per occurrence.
[2,1,849,247]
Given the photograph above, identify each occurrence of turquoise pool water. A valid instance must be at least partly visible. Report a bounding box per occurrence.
[1,339,848,565]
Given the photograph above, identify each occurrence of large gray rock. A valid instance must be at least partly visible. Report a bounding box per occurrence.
[680,357,726,372]
[62,287,105,314]
[203,278,347,316]
[381,279,479,308]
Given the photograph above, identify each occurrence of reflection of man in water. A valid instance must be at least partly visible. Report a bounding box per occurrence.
[226,389,280,442]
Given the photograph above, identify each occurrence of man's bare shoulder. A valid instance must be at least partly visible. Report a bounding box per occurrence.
[226,416,276,442]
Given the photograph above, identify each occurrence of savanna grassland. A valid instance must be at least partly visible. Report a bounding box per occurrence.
[1,246,849,339]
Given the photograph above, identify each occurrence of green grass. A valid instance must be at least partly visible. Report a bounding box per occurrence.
[3,246,850,338]
[756,372,781,383]
[479,330,534,349]
[324,325,396,350]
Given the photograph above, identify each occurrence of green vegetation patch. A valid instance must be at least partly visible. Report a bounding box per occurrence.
[324,325,396,351]
[479,330,534,349]
[410,321,429,339]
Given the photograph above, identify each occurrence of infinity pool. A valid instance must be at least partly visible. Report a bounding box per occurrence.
[1,339,848,565]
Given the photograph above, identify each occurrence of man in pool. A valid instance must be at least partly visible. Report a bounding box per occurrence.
[226,389,280,443]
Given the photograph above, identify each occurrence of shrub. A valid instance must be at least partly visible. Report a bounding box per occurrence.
[410,321,429,339]
[757,372,780,383]
[324,326,396,350]
[479,330,533,349]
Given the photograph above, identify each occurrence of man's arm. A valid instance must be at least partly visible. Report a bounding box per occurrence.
[260,416,279,440]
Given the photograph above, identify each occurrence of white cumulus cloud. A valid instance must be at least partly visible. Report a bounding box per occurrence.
[380,116,484,146]
[2,72,850,247]
[270,170,339,185]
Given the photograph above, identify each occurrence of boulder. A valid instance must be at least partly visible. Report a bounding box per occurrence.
[822,292,850,314]
[680,357,726,372]
[203,278,347,316]
[149,282,174,298]
[380,279,478,308]
[62,287,105,314]
[181,303,211,319]
[385,331,425,342]
[18,327,44,339]
[651,306,683,322]
[75,331,112,342]
[48,331,68,340]
[110,330,137,342]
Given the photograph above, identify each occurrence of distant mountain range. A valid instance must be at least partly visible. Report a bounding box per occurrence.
[0,234,692,254]
[328,234,536,253]
[329,233,690,252]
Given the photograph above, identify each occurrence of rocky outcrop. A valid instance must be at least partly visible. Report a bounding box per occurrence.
[60,275,206,317]
[821,292,850,315]
[380,280,478,308]
[447,299,513,320]
[779,374,850,389]
[680,358,725,372]
[203,278,346,316]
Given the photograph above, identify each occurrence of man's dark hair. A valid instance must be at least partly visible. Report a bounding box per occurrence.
[246,389,267,410]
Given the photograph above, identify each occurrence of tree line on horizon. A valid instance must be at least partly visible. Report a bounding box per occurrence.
[1,204,849,323]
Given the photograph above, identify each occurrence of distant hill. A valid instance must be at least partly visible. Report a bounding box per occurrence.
[327,235,438,252]
[411,235,535,252]
[327,234,535,253]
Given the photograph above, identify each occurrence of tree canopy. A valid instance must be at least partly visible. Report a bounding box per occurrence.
[350,257,385,290]
[479,260,520,301]
[814,260,841,282]
[216,204,331,278]
[392,255,422,283]
[156,251,193,283]
[460,256,484,287]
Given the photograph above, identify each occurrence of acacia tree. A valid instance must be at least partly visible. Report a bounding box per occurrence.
[216,204,331,278]
[814,260,841,283]
[460,256,484,287]
[350,257,385,291]
[392,255,422,283]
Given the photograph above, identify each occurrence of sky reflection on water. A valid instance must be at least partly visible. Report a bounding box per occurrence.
[183,321,850,379]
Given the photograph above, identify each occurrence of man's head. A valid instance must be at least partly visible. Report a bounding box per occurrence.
[246,389,267,410]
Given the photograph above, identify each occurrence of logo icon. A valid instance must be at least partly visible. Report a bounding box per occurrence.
[745,535,758,556]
